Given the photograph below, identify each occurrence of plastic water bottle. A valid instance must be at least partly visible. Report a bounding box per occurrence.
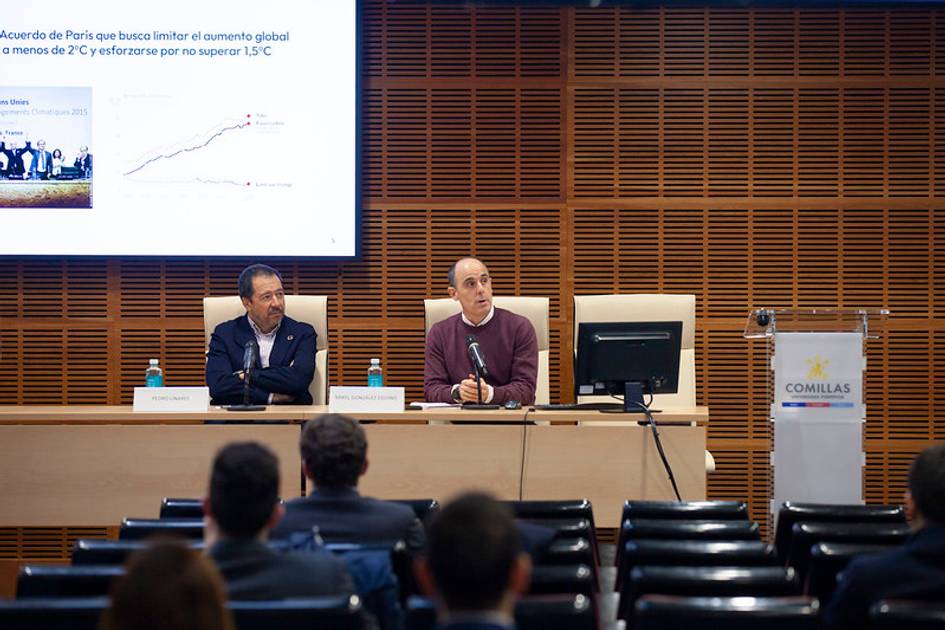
[367,358,383,387]
[145,359,164,387]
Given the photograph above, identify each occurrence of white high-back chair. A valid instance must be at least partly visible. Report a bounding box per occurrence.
[203,295,329,405]
[573,294,696,408]
[424,296,550,405]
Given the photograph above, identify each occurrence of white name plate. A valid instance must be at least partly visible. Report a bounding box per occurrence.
[329,386,405,413]
[133,387,211,413]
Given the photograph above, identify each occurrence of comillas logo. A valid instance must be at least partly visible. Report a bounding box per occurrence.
[805,356,829,380]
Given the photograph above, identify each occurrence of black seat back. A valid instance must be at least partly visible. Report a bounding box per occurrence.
[622,519,761,543]
[229,596,364,630]
[806,542,897,601]
[787,521,909,581]
[0,596,107,630]
[870,599,945,630]
[528,564,595,597]
[618,539,777,591]
[390,499,439,522]
[160,497,203,519]
[634,594,820,630]
[774,502,905,560]
[119,518,204,540]
[72,539,205,565]
[16,565,124,598]
[507,500,595,526]
[623,500,748,522]
[407,594,596,630]
[619,565,799,620]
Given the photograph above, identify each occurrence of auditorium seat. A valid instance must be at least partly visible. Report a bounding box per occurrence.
[870,599,945,630]
[406,594,596,630]
[621,518,761,542]
[118,517,203,540]
[623,500,748,522]
[529,564,596,597]
[786,521,910,582]
[0,596,106,630]
[229,596,364,630]
[805,542,897,601]
[390,499,439,522]
[72,539,203,565]
[325,540,416,602]
[519,517,594,542]
[159,497,203,519]
[774,502,906,560]
[633,594,820,630]
[617,539,778,591]
[542,537,595,567]
[506,499,595,526]
[619,565,800,621]
[16,565,123,598]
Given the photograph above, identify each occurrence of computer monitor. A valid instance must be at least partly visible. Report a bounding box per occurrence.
[574,321,683,410]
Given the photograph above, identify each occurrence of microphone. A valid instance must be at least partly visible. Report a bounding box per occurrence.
[242,339,258,373]
[465,334,489,378]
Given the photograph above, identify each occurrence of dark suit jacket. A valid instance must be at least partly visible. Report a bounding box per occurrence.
[74,153,92,178]
[29,149,52,179]
[208,538,354,601]
[271,487,426,552]
[823,524,945,630]
[206,314,316,405]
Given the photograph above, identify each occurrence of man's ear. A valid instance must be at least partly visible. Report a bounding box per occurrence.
[905,489,918,523]
[361,456,370,477]
[508,552,532,596]
[413,557,438,598]
[240,296,252,311]
[266,502,286,531]
[448,286,458,300]
[301,461,312,482]
[202,497,212,518]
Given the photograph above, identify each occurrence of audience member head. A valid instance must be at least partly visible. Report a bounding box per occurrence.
[100,539,234,630]
[907,442,945,528]
[447,257,493,325]
[237,263,285,333]
[415,492,531,617]
[300,413,368,490]
[204,441,283,543]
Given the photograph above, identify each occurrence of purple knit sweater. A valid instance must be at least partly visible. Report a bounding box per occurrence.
[424,307,538,405]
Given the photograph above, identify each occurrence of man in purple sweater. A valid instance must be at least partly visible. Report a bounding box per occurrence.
[424,257,538,405]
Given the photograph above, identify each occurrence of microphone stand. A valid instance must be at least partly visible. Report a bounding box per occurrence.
[227,349,265,412]
[463,360,500,410]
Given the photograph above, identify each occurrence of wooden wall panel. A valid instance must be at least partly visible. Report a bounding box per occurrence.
[1,3,944,536]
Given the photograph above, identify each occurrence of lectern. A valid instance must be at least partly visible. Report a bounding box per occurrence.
[744,308,888,517]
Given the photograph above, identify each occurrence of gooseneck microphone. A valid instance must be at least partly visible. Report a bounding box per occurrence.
[465,334,489,378]
[227,339,265,411]
[242,339,258,373]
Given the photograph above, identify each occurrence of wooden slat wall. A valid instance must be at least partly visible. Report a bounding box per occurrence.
[1,3,944,541]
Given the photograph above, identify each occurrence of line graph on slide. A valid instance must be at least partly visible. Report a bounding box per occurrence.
[123,121,251,177]
[114,92,296,195]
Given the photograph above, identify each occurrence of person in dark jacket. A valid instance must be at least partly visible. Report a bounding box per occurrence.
[414,492,531,630]
[271,413,426,551]
[204,441,354,600]
[824,443,945,629]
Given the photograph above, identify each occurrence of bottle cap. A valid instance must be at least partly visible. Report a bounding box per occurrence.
[370,358,380,365]
[149,358,159,365]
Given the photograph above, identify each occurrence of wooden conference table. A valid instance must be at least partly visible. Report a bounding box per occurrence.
[0,405,708,529]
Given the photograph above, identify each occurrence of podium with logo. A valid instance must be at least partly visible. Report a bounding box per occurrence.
[744,308,888,515]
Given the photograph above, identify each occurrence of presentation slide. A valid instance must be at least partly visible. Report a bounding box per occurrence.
[0,0,358,257]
